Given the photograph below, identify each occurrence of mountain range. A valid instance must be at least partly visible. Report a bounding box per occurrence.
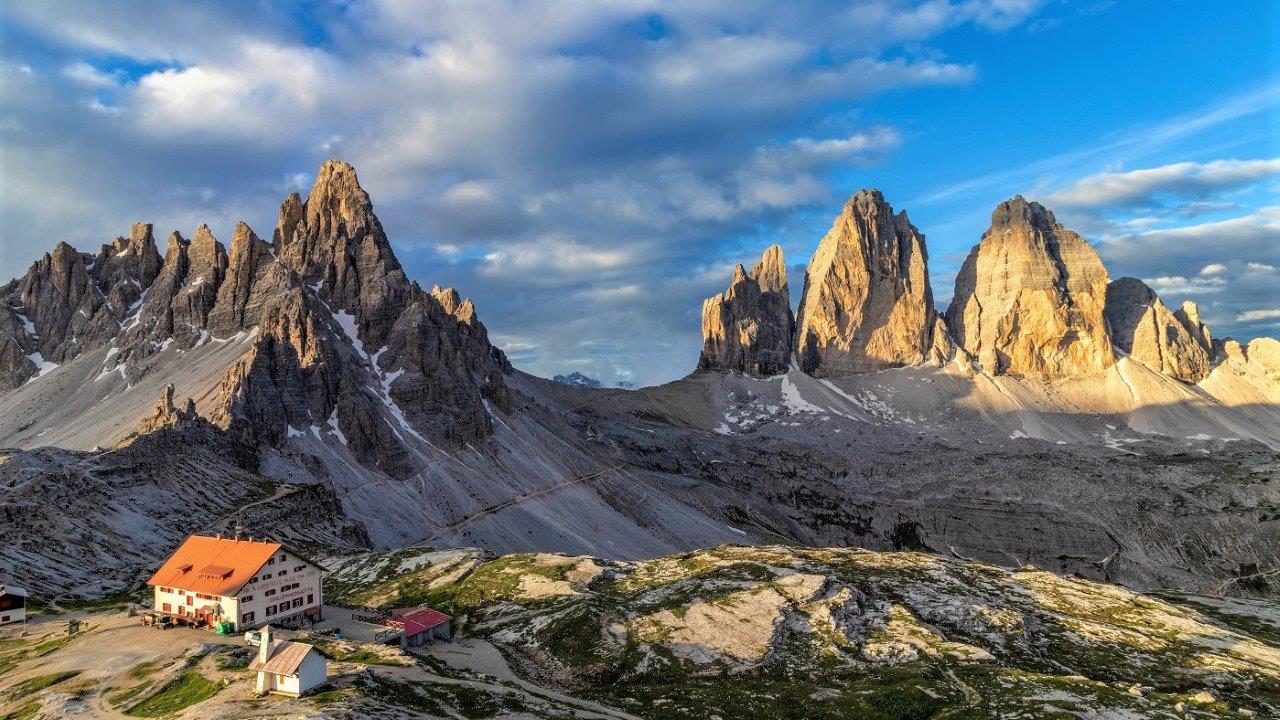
[1,161,1277,601]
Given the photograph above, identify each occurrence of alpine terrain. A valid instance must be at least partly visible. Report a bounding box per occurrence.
[1,162,1278,719]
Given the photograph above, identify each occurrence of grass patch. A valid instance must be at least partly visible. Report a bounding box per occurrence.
[128,661,163,680]
[124,670,221,717]
[2,700,40,720]
[8,670,81,700]
[309,686,351,705]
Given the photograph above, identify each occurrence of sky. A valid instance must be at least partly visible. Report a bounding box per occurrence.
[0,0,1277,388]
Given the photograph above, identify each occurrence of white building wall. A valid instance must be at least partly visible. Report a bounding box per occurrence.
[232,549,323,629]
[296,651,327,694]
[0,607,23,625]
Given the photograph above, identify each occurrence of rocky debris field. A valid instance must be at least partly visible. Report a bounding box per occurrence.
[10,544,1271,719]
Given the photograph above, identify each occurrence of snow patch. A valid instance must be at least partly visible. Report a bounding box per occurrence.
[327,409,348,445]
[25,352,58,379]
[332,309,369,360]
[781,375,824,414]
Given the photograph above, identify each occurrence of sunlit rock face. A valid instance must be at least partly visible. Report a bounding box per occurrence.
[699,244,794,377]
[794,190,942,377]
[946,196,1114,379]
[1105,277,1212,383]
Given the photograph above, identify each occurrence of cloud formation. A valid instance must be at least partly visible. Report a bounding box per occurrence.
[2,1,1275,386]
[1044,159,1280,209]
[1,0,1050,386]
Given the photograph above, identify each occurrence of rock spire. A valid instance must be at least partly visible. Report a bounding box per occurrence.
[794,190,943,376]
[699,245,794,376]
[1104,277,1212,382]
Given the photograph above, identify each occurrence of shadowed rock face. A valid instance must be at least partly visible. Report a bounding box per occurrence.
[946,196,1113,379]
[794,190,942,377]
[699,245,794,376]
[1105,277,1212,383]
[0,160,512,469]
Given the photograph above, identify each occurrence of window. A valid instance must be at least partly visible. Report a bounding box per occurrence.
[265,589,276,597]
[262,573,273,580]
[278,570,287,577]
[241,595,254,602]
[292,598,303,609]
[267,558,275,565]
[267,604,277,615]
[279,553,287,561]
[162,603,172,613]
[295,565,304,572]
[249,576,257,584]
[307,594,313,604]
[242,612,255,624]
[177,589,185,595]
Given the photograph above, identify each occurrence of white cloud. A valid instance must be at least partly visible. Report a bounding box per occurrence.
[1144,275,1228,295]
[61,61,120,87]
[0,0,1068,386]
[1236,308,1280,323]
[1199,263,1227,275]
[1044,158,1280,209]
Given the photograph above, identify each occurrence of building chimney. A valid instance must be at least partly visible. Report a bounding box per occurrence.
[234,522,243,541]
[259,625,274,665]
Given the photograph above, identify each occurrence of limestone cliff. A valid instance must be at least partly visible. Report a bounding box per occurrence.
[946,196,1113,379]
[699,245,794,376]
[794,190,942,376]
[1105,277,1211,383]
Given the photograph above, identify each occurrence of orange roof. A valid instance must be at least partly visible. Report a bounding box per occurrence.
[147,535,283,596]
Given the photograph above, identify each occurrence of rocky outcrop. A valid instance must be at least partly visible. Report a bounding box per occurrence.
[1105,277,1211,383]
[946,196,1113,379]
[2,160,514,476]
[1247,337,1280,380]
[794,190,941,376]
[699,245,794,376]
[137,384,202,434]
[1174,300,1213,356]
[275,159,411,352]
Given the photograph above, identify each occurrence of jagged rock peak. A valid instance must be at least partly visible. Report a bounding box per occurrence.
[794,189,941,376]
[700,244,794,376]
[946,196,1113,379]
[207,221,277,333]
[137,383,201,434]
[1105,277,1211,383]
[1174,300,1213,354]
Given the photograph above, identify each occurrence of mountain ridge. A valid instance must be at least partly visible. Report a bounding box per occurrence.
[1,161,1277,603]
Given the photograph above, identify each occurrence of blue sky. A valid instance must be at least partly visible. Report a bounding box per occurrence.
[1,1,1277,387]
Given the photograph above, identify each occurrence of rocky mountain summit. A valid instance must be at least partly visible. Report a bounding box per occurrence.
[946,196,1113,378]
[698,244,793,376]
[3,161,1279,611]
[552,372,603,388]
[1,161,510,477]
[1106,277,1213,382]
[795,190,948,376]
[700,191,1276,391]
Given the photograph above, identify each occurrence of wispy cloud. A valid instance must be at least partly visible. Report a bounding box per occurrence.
[1044,158,1280,209]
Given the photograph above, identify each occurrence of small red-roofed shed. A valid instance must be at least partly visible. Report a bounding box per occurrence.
[385,607,452,647]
